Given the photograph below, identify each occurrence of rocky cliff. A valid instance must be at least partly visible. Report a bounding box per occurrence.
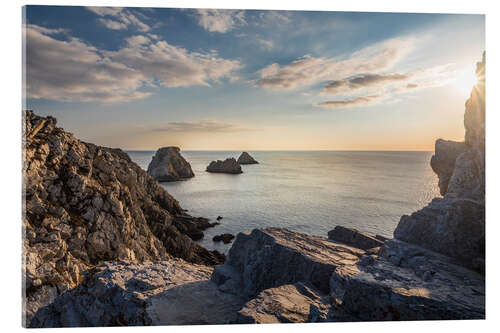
[394,53,485,273]
[23,111,224,326]
[147,147,194,182]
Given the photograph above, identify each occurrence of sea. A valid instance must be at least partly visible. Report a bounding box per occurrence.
[127,150,439,253]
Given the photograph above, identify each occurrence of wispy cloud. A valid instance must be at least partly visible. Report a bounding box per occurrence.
[256,38,414,90]
[258,11,292,25]
[24,25,242,102]
[316,95,384,109]
[193,9,246,33]
[152,120,254,133]
[322,73,411,94]
[86,6,151,32]
[257,38,274,50]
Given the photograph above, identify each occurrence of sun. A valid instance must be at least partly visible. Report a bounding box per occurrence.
[454,68,478,95]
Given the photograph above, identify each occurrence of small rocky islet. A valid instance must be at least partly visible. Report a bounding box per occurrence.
[147,146,194,182]
[24,54,485,326]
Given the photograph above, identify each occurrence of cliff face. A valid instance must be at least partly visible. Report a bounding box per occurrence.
[394,53,485,273]
[23,111,223,325]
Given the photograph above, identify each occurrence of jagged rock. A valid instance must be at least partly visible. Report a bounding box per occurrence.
[212,228,364,298]
[393,54,485,273]
[237,152,259,165]
[236,283,329,323]
[327,226,383,250]
[23,111,224,326]
[173,215,219,241]
[206,158,242,174]
[430,139,468,196]
[30,259,245,327]
[213,233,235,244]
[147,147,194,182]
[330,239,485,321]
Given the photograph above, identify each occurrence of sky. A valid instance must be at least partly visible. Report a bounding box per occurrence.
[23,6,485,151]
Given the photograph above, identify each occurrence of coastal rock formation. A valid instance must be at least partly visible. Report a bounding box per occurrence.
[394,53,485,273]
[206,158,242,174]
[237,152,259,165]
[30,259,245,327]
[147,147,194,182]
[213,233,235,244]
[23,111,224,326]
[327,226,384,250]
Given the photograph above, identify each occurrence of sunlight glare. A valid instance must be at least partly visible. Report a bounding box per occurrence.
[454,68,478,95]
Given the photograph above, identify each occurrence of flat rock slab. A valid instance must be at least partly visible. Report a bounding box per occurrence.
[330,239,485,321]
[213,228,365,298]
[29,259,243,327]
[236,282,330,323]
[328,225,384,250]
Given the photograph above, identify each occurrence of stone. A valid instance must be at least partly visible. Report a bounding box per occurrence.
[147,147,194,182]
[237,152,259,165]
[236,283,329,323]
[213,233,235,244]
[206,158,242,174]
[212,228,364,298]
[430,139,468,196]
[330,239,485,321]
[327,226,384,250]
[30,259,245,327]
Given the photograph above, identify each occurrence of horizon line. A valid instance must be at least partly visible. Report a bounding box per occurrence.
[123,149,435,152]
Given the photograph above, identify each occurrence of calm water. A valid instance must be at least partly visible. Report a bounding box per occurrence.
[128,151,439,253]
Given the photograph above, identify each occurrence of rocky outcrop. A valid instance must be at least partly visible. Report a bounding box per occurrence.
[147,147,194,182]
[237,152,259,165]
[327,226,384,250]
[213,233,235,244]
[30,259,245,327]
[206,158,242,174]
[394,53,485,273]
[23,111,224,326]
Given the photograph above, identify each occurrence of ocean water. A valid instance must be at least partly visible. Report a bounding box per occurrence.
[127,151,439,253]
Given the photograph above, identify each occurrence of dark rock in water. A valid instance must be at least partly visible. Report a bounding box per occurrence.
[237,152,259,165]
[174,215,220,241]
[23,111,224,326]
[206,158,242,174]
[213,233,235,244]
[147,146,194,182]
[216,216,223,221]
[327,226,384,250]
[393,53,485,274]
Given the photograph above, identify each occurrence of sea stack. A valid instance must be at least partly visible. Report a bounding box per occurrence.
[147,146,194,182]
[237,152,259,165]
[206,158,242,174]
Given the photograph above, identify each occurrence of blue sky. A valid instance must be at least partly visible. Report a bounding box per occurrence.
[24,6,484,150]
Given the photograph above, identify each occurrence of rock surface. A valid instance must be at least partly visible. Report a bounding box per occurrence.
[237,152,259,165]
[23,111,224,326]
[30,259,245,327]
[327,226,384,250]
[206,158,242,174]
[213,233,235,244]
[147,147,194,182]
[394,53,485,273]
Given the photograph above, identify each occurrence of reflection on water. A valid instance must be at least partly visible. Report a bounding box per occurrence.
[128,151,439,253]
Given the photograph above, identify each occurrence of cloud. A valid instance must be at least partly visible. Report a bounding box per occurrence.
[316,95,384,109]
[257,38,413,90]
[323,73,411,94]
[24,25,242,102]
[193,9,246,33]
[152,120,252,133]
[86,6,151,32]
[258,11,292,25]
[257,38,274,50]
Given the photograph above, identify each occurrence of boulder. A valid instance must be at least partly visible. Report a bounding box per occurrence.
[327,226,383,250]
[147,147,194,182]
[213,233,235,244]
[430,139,468,196]
[237,152,259,165]
[212,228,364,298]
[206,158,242,174]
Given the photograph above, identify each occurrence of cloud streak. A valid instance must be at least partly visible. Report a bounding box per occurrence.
[316,95,384,109]
[86,7,151,32]
[24,25,242,102]
[152,120,253,133]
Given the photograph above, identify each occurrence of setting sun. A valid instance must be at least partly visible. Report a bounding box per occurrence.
[454,68,478,94]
